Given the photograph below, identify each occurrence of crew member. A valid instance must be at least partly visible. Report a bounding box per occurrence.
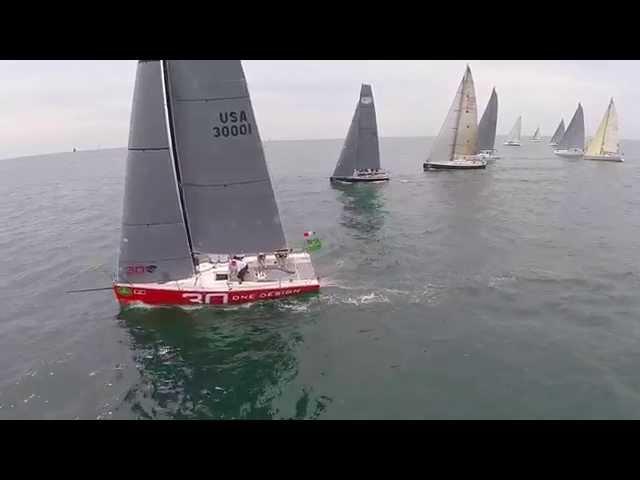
[232,255,249,284]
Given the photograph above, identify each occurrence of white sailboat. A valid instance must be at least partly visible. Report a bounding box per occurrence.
[584,98,623,162]
[554,103,585,158]
[503,116,522,146]
[549,119,565,146]
[530,126,542,142]
[423,66,487,170]
[331,84,389,183]
[113,61,320,308]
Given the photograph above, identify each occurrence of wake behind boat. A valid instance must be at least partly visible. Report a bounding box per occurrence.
[554,103,585,158]
[330,84,389,183]
[424,66,487,171]
[113,60,320,308]
[503,116,522,146]
[584,98,623,162]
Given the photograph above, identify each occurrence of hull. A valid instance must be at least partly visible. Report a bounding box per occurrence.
[114,282,320,307]
[583,154,624,162]
[549,142,558,146]
[330,174,390,183]
[423,159,487,170]
[503,141,521,146]
[114,252,320,308]
[554,149,584,158]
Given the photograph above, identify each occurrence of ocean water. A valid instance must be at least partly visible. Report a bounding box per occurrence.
[1,137,640,419]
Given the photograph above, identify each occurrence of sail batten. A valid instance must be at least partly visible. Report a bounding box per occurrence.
[332,84,381,177]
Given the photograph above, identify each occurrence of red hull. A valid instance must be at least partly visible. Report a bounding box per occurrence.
[113,283,320,307]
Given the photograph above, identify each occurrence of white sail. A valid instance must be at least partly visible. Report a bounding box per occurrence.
[532,126,541,140]
[507,116,522,143]
[428,66,478,163]
[453,67,479,158]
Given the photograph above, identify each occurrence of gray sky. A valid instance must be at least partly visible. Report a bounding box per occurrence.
[0,60,638,159]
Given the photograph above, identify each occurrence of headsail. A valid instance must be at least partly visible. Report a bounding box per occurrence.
[477,88,498,152]
[117,60,195,284]
[506,116,522,143]
[428,66,478,163]
[585,98,619,156]
[550,119,565,144]
[333,84,381,177]
[164,60,286,256]
[557,103,584,150]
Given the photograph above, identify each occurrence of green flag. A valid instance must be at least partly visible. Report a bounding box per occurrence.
[303,231,322,252]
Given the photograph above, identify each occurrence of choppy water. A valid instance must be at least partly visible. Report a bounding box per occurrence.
[1,137,640,419]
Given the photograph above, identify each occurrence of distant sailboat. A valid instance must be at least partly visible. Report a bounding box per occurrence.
[423,66,486,170]
[504,116,522,146]
[549,119,565,146]
[554,103,585,158]
[584,98,623,162]
[477,88,500,160]
[331,84,389,183]
[113,60,320,308]
[530,126,542,142]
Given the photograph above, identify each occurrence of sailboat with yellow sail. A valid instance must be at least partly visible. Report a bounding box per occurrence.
[584,98,623,162]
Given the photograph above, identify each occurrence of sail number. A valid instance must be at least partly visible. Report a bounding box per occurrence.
[213,111,253,139]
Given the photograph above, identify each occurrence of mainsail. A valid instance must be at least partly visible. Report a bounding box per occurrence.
[585,98,619,156]
[506,116,522,143]
[477,88,498,152]
[532,126,541,140]
[118,61,195,284]
[428,66,478,163]
[550,119,565,144]
[333,84,381,177]
[164,60,286,256]
[557,103,584,150]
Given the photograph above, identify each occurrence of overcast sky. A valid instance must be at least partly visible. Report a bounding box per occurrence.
[0,60,637,159]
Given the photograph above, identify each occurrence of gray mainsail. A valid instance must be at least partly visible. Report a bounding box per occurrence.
[332,84,380,177]
[557,103,584,150]
[550,119,565,144]
[164,60,286,256]
[477,88,498,152]
[117,60,195,284]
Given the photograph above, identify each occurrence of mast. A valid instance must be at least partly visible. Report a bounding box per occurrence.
[450,69,466,161]
[160,60,196,262]
[600,99,612,155]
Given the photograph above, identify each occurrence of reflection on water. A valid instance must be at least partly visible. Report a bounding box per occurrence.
[332,182,387,238]
[117,302,330,419]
